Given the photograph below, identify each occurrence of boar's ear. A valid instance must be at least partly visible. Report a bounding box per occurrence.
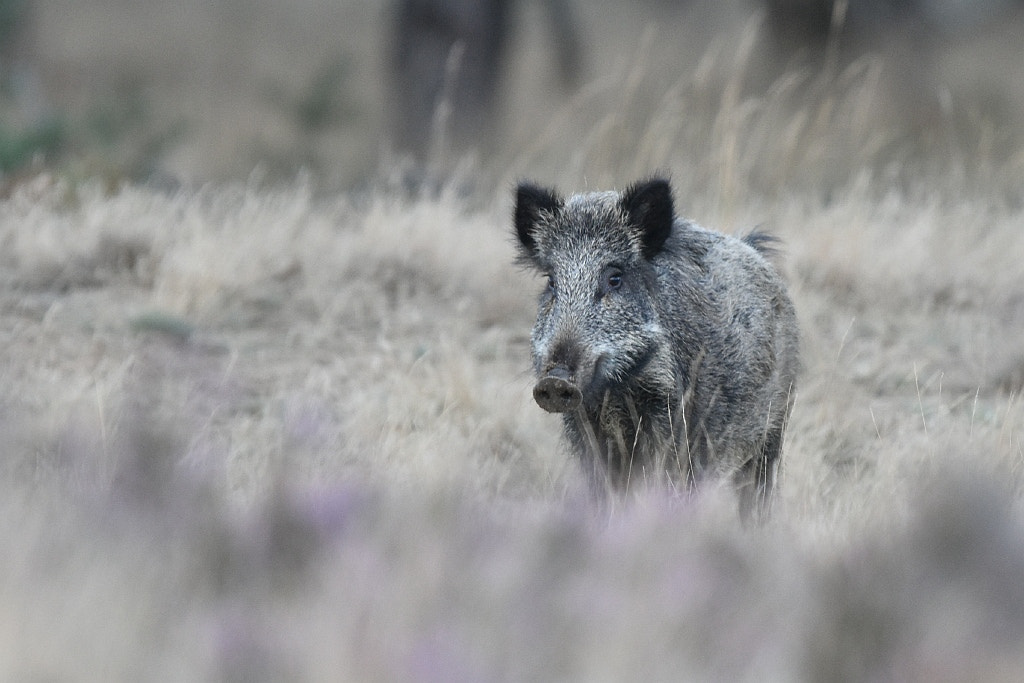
[514,182,562,261]
[621,178,674,259]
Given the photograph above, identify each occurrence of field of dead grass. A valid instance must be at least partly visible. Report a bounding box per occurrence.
[2,1,1024,680]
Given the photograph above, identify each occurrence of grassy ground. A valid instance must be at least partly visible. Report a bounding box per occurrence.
[2,1,1024,681]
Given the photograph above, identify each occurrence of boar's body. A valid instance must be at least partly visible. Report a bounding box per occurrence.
[515,178,799,520]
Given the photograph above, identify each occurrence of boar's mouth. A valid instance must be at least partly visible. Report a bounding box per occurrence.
[533,367,582,413]
[533,345,659,414]
[554,345,661,411]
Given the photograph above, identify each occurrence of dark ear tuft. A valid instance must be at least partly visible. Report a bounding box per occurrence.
[514,182,562,260]
[621,178,674,258]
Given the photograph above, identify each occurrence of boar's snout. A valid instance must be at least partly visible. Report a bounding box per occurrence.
[533,367,582,413]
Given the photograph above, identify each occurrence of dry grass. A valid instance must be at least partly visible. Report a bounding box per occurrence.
[2,1,1024,681]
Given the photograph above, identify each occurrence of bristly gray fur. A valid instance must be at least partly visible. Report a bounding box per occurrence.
[514,177,800,521]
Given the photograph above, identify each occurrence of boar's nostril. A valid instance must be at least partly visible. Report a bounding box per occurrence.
[533,374,582,413]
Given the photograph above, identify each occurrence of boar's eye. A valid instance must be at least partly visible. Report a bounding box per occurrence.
[601,266,623,296]
[545,273,556,293]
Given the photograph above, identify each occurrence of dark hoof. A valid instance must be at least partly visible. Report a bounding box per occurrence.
[533,371,582,413]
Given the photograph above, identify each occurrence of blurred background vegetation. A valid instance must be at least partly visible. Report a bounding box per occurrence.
[0,0,1020,197]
